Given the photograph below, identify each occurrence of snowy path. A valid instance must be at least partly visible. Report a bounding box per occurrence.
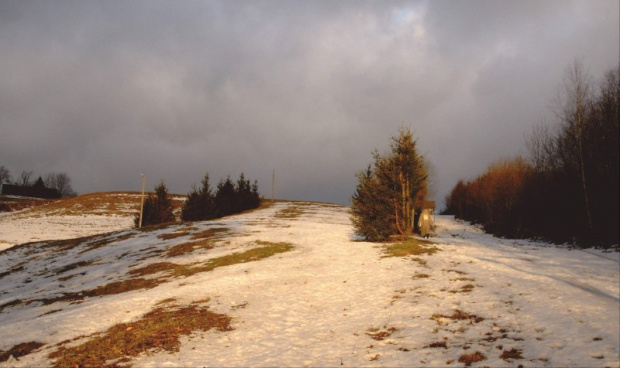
[1,202,618,367]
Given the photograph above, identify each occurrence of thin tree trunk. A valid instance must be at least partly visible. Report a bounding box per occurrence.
[577,97,593,232]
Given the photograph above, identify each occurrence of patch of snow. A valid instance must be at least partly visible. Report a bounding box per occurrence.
[0,214,134,250]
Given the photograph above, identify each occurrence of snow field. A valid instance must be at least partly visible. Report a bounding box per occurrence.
[0,201,618,367]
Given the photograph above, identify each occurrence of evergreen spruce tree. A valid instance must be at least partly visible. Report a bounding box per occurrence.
[250,180,261,209]
[351,165,394,241]
[135,181,175,227]
[182,171,261,221]
[181,173,215,221]
[351,127,428,241]
[214,177,236,217]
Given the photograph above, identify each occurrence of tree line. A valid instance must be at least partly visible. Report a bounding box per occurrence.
[135,172,261,227]
[0,166,77,198]
[444,61,619,248]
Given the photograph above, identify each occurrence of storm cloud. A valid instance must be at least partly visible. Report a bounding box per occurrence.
[1,0,618,205]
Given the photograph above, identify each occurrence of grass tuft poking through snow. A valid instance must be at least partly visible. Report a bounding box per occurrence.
[274,205,305,219]
[458,351,487,366]
[382,238,439,258]
[48,303,232,368]
[131,241,293,279]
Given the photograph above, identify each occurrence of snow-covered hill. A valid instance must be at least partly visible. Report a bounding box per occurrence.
[0,201,618,367]
[0,192,186,250]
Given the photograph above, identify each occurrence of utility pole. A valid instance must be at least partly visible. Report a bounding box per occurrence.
[271,169,275,203]
[139,173,146,228]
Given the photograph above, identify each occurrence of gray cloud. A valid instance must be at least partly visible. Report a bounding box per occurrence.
[1,0,618,206]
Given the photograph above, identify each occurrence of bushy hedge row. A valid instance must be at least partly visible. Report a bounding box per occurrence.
[134,173,261,228]
[181,173,260,222]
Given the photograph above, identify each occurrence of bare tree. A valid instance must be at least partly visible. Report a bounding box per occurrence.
[45,172,76,197]
[18,170,33,186]
[44,173,57,190]
[0,165,11,184]
[527,120,559,172]
[556,60,593,231]
[55,173,76,197]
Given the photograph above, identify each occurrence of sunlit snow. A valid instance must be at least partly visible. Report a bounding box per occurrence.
[0,201,618,367]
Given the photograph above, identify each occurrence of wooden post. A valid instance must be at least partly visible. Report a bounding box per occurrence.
[139,174,146,228]
[271,169,275,203]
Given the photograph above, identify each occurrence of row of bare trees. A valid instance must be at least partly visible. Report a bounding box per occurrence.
[0,165,77,198]
[444,61,619,248]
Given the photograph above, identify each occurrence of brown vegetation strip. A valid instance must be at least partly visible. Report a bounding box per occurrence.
[0,341,46,363]
[424,341,448,349]
[0,265,24,279]
[382,239,439,258]
[0,299,34,314]
[49,304,232,368]
[500,348,523,360]
[431,310,485,324]
[191,227,229,239]
[32,241,294,307]
[275,206,305,219]
[366,327,397,341]
[134,241,294,279]
[412,273,430,279]
[41,278,163,305]
[38,260,96,279]
[79,233,135,254]
[166,239,213,258]
[158,232,190,240]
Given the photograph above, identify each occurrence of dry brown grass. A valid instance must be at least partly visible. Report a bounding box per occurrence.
[7,191,185,219]
[0,195,57,213]
[79,233,135,254]
[500,348,523,360]
[190,227,229,239]
[41,278,163,305]
[275,205,305,219]
[41,260,96,278]
[0,265,24,279]
[48,303,232,368]
[29,241,295,307]
[0,299,34,314]
[444,269,467,275]
[431,310,485,324]
[366,326,397,341]
[452,277,475,282]
[131,241,294,280]
[424,341,448,349]
[157,232,190,240]
[458,351,487,366]
[382,239,439,258]
[449,284,475,294]
[0,341,46,363]
[166,239,213,258]
[162,227,230,257]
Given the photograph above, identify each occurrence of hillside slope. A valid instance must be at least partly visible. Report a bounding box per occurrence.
[0,201,618,367]
[0,192,186,250]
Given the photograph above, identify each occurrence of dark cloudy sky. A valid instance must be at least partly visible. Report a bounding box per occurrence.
[1,1,618,206]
